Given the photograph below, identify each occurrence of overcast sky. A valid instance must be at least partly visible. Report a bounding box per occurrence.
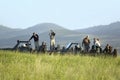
[0,0,120,30]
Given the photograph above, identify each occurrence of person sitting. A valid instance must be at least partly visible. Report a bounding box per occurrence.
[112,49,117,57]
[40,42,47,53]
[103,44,112,54]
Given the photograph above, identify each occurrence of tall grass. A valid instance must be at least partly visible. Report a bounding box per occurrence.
[0,50,120,80]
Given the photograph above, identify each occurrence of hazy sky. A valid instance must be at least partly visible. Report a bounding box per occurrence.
[0,0,120,30]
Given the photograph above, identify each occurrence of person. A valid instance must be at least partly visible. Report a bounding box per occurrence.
[112,49,117,57]
[40,42,47,53]
[95,38,102,53]
[90,38,96,53]
[74,44,81,53]
[49,30,56,51]
[82,35,90,52]
[92,38,97,51]
[93,38,96,45]
[103,44,112,54]
[29,32,39,51]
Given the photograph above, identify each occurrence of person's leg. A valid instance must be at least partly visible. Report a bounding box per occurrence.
[50,40,52,51]
[34,41,37,50]
[36,41,39,51]
[83,45,86,53]
[52,39,55,50]
[85,45,87,53]
[51,39,55,51]
[34,41,39,51]
[86,45,90,52]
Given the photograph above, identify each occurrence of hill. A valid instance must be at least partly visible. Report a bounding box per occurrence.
[0,23,67,39]
[0,22,120,52]
[0,25,22,39]
[75,21,120,51]
[0,23,83,48]
[76,21,120,36]
[24,23,67,34]
[0,25,21,33]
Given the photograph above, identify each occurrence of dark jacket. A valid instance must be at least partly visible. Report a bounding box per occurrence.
[29,34,39,41]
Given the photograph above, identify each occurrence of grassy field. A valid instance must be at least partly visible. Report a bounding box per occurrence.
[0,50,120,80]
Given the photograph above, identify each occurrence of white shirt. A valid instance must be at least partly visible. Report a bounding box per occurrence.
[95,40,101,47]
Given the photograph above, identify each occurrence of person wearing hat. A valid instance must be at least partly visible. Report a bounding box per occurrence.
[29,32,39,51]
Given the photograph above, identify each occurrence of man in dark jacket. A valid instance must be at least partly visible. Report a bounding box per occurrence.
[29,32,39,51]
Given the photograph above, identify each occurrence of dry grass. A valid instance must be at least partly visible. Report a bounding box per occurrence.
[0,50,120,80]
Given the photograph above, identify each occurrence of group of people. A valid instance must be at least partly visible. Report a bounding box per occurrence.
[82,36,102,53]
[29,30,56,52]
[82,35,117,56]
[28,30,117,56]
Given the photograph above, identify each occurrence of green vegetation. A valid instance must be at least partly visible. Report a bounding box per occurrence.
[0,50,120,80]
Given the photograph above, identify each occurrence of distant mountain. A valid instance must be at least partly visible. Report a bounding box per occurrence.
[0,25,22,39]
[75,21,120,52]
[76,21,120,36]
[0,22,120,52]
[0,25,21,33]
[24,23,67,34]
[0,23,69,40]
[0,23,82,48]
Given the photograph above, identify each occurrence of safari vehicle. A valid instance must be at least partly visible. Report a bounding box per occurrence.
[0,40,32,52]
[13,40,32,52]
[61,42,81,53]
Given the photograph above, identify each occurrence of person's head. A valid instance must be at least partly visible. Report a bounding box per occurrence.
[106,44,109,46]
[93,38,96,41]
[33,32,36,35]
[97,38,99,41]
[86,35,89,39]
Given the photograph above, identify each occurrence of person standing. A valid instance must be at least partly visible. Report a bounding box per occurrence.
[93,38,97,50]
[82,35,90,52]
[49,30,56,51]
[95,38,102,53]
[29,32,39,51]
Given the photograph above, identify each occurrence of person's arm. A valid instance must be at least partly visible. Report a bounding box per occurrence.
[88,39,90,44]
[29,36,33,41]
